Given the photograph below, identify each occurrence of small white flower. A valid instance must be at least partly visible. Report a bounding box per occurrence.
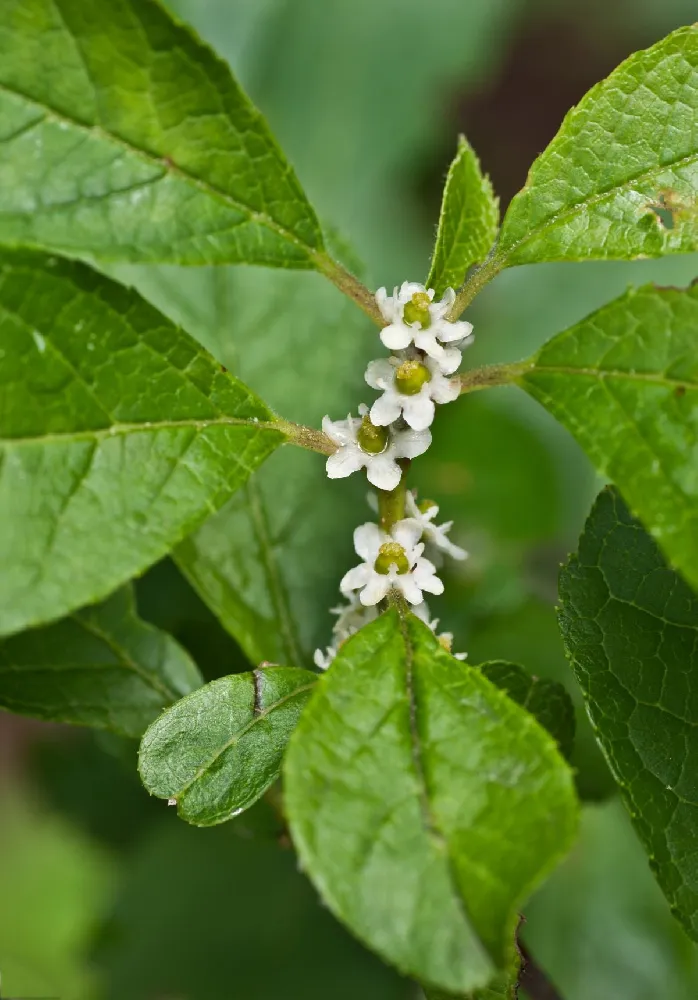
[340,519,444,607]
[330,592,378,637]
[314,645,338,670]
[323,405,431,491]
[437,630,468,661]
[405,491,467,562]
[365,354,459,431]
[375,283,473,373]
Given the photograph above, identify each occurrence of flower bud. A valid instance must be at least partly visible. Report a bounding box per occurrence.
[357,413,389,454]
[395,360,431,396]
[402,291,432,329]
[438,633,454,653]
[374,542,410,575]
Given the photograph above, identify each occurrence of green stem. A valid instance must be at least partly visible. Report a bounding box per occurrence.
[377,461,409,532]
[313,252,384,326]
[458,360,531,395]
[447,251,503,320]
[277,418,336,456]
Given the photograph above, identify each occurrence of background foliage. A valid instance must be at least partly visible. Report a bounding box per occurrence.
[2,0,698,997]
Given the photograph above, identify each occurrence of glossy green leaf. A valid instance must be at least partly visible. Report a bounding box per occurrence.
[478,660,575,761]
[427,136,499,297]
[0,0,324,268]
[498,26,698,265]
[0,250,284,637]
[129,258,373,666]
[139,666,316,825]
[0,585,201,738]
[519,283,698,594]
[284,610,578,994]
[559,487,698,940]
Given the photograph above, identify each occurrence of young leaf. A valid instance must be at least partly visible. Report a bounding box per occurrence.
[0,0,324,268]
[478,661,575,761]
[427,136,499,297]
[559,487,698,941]
[0,250,285,637]
[284,611,578,994]
[0,585,201,738]
[498,26,698,266]
[139,666,316,825]
[519,283,698,595]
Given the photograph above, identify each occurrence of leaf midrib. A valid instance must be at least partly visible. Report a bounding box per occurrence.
[524,364,698,389]
[0,80,324,260]
[176,678,316,797]
[500,147,698,260]
[1,416,282,447]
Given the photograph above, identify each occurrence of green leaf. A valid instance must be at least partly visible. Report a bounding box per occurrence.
[284,610,578,994]
[498,26,698,266]
[0,585,201,738]
[423,978,514,1000]
[519,282,698,595]
[558,487,698,940]
[139,666,316,825]
[0,0,323,268]
[0,250,284,637]
[427,136,499,297]
[477,661,575,761]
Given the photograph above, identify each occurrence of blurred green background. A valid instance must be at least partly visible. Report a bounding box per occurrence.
[3,0,698,996]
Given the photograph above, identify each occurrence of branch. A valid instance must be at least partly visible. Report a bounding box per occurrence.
[458,361,531,395]
[277,419,336,456]
[313,252,384,326]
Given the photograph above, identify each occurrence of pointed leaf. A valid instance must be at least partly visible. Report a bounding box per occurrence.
[0,250,284,636]
[284,611,578,994]
[427,136,499,297]
[0,0,323,267]
[559,487,698,940]
[139,666,316,825]
[519,283,698,594]
[478,661,575,761]
[0,585,201,737]
[499,27,698,265]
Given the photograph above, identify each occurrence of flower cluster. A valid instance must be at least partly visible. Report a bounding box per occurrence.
[323,282,472,492]
[315,281,471,670]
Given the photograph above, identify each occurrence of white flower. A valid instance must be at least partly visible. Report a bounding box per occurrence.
[314,645,338,670]
[436,630,468,661]
[375,283,473,373]
[405,491,467,562]
[365,354,459,431]
[340,519,444,607]
[323,405,431,491]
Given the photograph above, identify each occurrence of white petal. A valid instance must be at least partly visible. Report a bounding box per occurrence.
[413,558,444,596]
[353,522,384,561]
[397,573,423,605]
[394,427,431,460]
[437,348,462,375]
[375,287,395,323]
[411,601,431,624]
[326,446,365,479]
[402,392,435,430]
[360,574,390,606]
[392,517,423,552]
[430,376,460,404]
[380,322,413,351]
[322,415,353,446]
[366,453,401,491]
[370,391,402,427]
[454,652,468,661]
[435,318,473,344]
[413,329,443,359]
[340,563,373,595]
[365,358,395,389]
[397,281,425,304]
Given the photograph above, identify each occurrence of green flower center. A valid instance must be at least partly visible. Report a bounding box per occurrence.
[395,360,431,396]
[357,414,389,454]
[418,498,438,515]
[374,542,410,575]
[402,291,431,329]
